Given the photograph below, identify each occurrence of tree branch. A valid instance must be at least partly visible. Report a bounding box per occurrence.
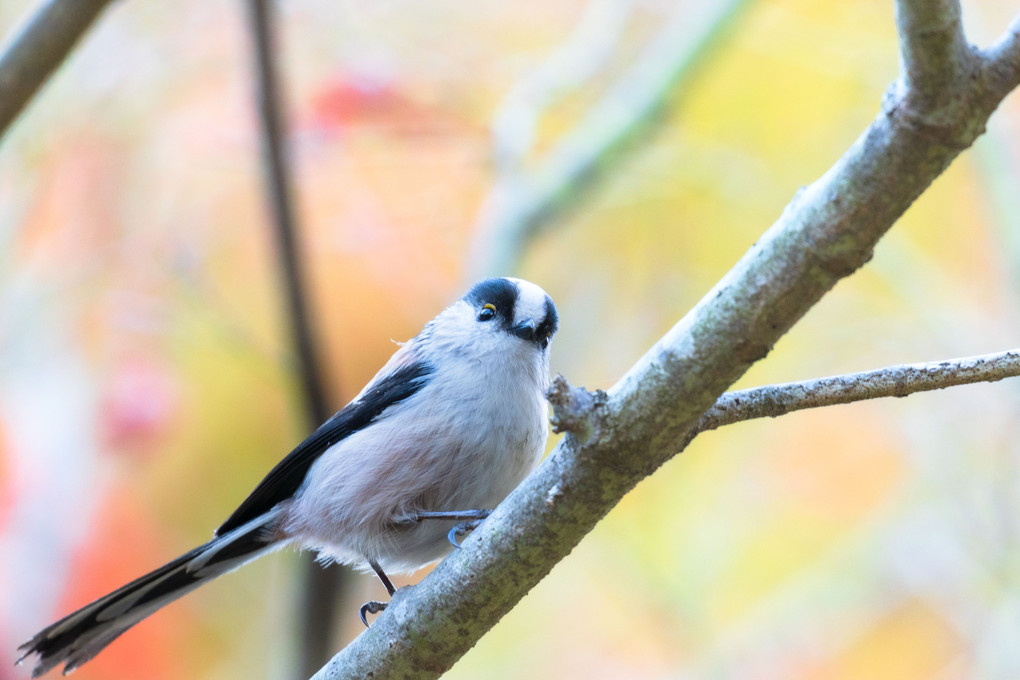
[0,0,114,143]
[691,349,1020,435]
[895,0,971,100]
[312,7,1020,680]
[980,12,1020,98]
[247,0,331,426]
[488,0,633,175]
[468,0,751,279]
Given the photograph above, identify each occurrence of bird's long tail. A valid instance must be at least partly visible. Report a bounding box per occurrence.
[17,513,283,678]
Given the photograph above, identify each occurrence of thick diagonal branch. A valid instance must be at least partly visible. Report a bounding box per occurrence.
[312,7,1020,680]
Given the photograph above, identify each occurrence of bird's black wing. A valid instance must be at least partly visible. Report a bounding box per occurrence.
[215,359,434,536]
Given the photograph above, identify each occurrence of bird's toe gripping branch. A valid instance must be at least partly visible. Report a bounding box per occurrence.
[360,600,388,627]
[410,509,492,548]
[447,518,485,548]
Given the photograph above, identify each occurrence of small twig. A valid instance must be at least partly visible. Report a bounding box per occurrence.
[980,12,1020,97]
[245,0,342,675]
[0,0,114,142]
[692,349,1020,436]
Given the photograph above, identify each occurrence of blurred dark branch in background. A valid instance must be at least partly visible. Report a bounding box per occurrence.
[468,0,752,279]
[247,0,329,421]
[0,0,114,142]
[245,0,344,676]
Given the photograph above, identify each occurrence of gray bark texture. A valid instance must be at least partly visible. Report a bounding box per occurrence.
[691,349,1020,437]
[311,2,1020,678]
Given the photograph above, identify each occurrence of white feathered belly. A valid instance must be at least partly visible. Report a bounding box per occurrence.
[280,376,548,573]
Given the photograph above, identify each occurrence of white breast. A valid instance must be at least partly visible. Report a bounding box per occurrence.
[281,330,550,574]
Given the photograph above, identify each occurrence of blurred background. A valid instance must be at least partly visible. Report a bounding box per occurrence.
[3,0,1020,678]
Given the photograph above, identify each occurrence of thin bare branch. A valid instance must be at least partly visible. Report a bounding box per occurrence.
[895,0,972,103]
[980,12,1020,99]
[0,0,114,142]
[468,0,751,279]
[693,349,1020,435]
[490,0,633,173]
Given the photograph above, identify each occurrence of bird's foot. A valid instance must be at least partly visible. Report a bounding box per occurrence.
[360,600,387,627]
[448,518,486,548]
[409,509,492,548]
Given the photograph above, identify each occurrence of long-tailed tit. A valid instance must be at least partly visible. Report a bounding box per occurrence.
[18,277,558,677]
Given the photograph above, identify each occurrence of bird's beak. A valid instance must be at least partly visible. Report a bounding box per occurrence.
[510,318,538,342]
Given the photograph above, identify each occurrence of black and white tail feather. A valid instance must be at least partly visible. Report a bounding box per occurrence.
[17,512,283,677]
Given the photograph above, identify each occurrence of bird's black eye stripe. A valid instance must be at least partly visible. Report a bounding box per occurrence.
[463,278,518,325]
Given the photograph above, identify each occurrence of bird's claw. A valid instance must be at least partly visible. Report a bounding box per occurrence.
[447,519,483,549]
[360,600,387,627]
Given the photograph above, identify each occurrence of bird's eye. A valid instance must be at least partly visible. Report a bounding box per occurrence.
[478,303,496,322]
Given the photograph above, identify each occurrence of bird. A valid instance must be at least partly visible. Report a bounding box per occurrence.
[17,276,558,677]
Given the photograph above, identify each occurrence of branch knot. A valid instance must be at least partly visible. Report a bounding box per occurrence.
[546,374,607,445]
